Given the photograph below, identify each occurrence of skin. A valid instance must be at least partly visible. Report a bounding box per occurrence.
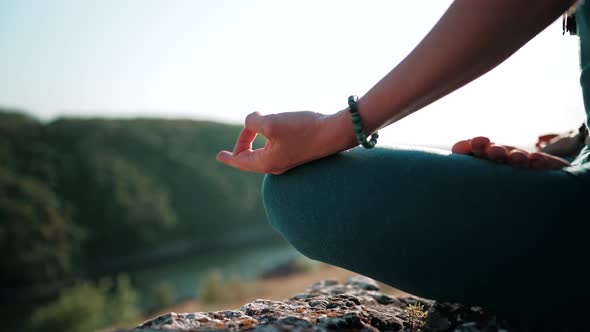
[451,136,570,170]
[217,0,577,174]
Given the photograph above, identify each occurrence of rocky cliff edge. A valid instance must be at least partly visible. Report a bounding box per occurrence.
[131,276,525,332]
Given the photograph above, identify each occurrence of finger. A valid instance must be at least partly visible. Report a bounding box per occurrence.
[529,153,548,170]
[217,148,269,173]
[529,152,570,170]
[216,150,233,165]
[245,112,272,136]
[232,128,258,156]
[471,136,491,158]
[508,149,529,168]
[231,148,268,173]
[451,139,472,154]
[539,152,570,169]
[486,144,508,163]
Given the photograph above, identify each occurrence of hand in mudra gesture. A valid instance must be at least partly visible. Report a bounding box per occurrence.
[216,111,355,174]
[452,136,570,170]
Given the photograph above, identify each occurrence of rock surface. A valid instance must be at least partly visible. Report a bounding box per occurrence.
[132,276,523,331]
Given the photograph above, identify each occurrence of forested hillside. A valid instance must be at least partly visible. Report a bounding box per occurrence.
[0,109,280,301]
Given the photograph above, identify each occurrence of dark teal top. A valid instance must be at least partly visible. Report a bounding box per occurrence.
[573,3,590,166]
[578,2,590,127]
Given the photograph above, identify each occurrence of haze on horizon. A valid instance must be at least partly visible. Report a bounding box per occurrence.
[0,0,586,148]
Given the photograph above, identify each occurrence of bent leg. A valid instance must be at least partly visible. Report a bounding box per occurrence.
[263,146,588,327]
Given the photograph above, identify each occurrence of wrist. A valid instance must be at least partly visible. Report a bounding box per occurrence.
[356,96,383,135]
[318,110,358,154]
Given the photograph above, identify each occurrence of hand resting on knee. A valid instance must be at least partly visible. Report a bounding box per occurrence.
[452,136,570,170]
[216,111,356,174]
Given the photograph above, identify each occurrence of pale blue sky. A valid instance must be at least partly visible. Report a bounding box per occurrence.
[0,0,586,147]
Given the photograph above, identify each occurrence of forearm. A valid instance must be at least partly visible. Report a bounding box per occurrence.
[220,1,578,174]
[352,0,575,134]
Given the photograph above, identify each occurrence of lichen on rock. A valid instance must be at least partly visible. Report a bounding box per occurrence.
[132,276,519,331]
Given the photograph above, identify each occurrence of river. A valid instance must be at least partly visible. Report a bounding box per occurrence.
[130,243,299,309]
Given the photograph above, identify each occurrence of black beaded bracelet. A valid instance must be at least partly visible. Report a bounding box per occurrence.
[348,96,378,149]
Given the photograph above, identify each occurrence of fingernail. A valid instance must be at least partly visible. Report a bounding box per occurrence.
[216,151,231,161]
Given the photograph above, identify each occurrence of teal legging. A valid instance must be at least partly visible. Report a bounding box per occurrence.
[262,146,589,329]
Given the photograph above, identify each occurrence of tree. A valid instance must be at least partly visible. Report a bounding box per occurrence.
[0,167,76,288]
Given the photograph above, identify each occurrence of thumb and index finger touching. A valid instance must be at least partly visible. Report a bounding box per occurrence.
[230,112,270,156]
[216,112,272,172]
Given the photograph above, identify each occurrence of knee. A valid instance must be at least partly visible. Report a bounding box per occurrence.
[262,173,324,261]
[261,174,283,232]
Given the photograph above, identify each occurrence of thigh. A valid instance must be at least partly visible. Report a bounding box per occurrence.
[263,146,588,319]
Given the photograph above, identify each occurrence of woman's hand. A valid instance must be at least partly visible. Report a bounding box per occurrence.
[216,110,357,174]
[452,136,570,170]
